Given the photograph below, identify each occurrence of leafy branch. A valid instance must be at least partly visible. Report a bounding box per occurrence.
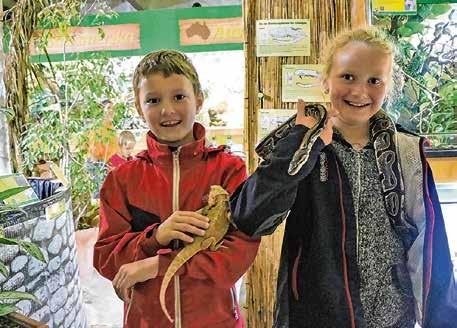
[0,187,46,317]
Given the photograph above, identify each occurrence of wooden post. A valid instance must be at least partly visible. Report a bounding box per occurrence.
[242,0,369,326]
[352,0,370,28]
[0,0,12,174]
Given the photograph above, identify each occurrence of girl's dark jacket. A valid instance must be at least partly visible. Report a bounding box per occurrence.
[230,116,457,328]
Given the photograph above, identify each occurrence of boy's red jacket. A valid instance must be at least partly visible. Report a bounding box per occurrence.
[93,123,260,328]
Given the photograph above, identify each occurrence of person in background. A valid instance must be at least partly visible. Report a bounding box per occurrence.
[86,99,118,199]
[108,130,136,169]
[88,99,118,163]
[35,159,53,179]
[93,50,259,328]
[230,27,457,327]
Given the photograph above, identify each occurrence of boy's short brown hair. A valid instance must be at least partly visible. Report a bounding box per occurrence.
[132,50,202,116]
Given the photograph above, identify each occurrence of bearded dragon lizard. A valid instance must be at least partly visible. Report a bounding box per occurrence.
[159,185,231,323]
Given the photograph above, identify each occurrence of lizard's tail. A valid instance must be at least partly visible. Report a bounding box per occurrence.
[159,247,202,322]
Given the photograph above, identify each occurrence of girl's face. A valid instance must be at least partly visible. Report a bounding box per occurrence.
[137,72,203,147]
[323,42,392,128]
[120,142,135,158]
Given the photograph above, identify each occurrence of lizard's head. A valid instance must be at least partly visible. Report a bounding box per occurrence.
[207,185,229,206]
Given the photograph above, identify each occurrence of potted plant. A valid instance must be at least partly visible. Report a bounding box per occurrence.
[0,187,47,327]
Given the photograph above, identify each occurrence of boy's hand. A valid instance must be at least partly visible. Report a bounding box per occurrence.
[156,211,210,246]
[295,99,337,146]
[113,256,159,303]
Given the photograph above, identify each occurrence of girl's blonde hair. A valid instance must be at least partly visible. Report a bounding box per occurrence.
[321,27,395,87]
[118,130,136,147]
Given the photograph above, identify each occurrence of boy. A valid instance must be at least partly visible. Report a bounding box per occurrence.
[93,50,259,328]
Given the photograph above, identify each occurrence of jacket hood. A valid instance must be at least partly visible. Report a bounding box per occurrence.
[136,122,218,167]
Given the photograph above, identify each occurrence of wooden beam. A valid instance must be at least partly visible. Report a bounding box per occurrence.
[7,312,48,328]
[0,0,12,175]
[125,0,144,10]
[351,0,369,28]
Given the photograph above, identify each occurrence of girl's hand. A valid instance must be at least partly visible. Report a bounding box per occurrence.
[295,99,337,146]
[113,256,159,303]
[295,99,318,128]
[156,211,209,246]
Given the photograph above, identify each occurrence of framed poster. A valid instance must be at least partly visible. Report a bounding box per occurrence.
[256,19,310,57]
[282,64,329,103]
[258,109,296,141]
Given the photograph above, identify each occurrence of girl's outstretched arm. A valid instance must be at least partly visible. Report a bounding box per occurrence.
[230,124,326,237]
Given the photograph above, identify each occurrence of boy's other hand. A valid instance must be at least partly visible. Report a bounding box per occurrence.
[156,211,210,246]
[295,99,336,146]
[113,256,159,303]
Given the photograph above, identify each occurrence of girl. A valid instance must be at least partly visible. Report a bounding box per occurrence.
[230,27,456,328]
[108,130,136,169]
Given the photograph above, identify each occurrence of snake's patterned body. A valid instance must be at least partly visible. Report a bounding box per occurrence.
[256,104,327,175]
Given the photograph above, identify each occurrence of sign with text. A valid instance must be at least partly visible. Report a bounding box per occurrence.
[256,19,310,57]
[179,17,243,46]
[29,24,141,55]
[282,64,329,103]
[258,109,296,141]
[372,0,417,15]
[21,6,243,62]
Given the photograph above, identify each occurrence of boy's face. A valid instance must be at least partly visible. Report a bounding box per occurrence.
[137,72,203,147]
[120,142,135,158]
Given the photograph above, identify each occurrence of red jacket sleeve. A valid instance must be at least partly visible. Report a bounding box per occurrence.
[93,171,157,281]
[156,155,260,289]
[221,154,248,195]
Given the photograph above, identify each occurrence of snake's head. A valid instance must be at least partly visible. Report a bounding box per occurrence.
[303,104,327,123]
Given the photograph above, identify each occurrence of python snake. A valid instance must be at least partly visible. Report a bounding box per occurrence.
[256,104,328,175]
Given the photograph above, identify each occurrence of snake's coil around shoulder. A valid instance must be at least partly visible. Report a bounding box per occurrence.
[255,104,327,176]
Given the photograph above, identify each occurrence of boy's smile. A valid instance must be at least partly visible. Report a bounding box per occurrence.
[138,73,203,147]
[160,120,181,127]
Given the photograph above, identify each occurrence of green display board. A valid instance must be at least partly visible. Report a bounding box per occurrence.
[417,0,457,3]
[3,5,243,62]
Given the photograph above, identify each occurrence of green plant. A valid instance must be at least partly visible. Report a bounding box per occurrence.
[0,108,15,122]
[21,56,133,225]
[0,187,46,317]
[374,4,456,148]
[9,1,135,225]
[0,187,30,219]
[4,1,135,227]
